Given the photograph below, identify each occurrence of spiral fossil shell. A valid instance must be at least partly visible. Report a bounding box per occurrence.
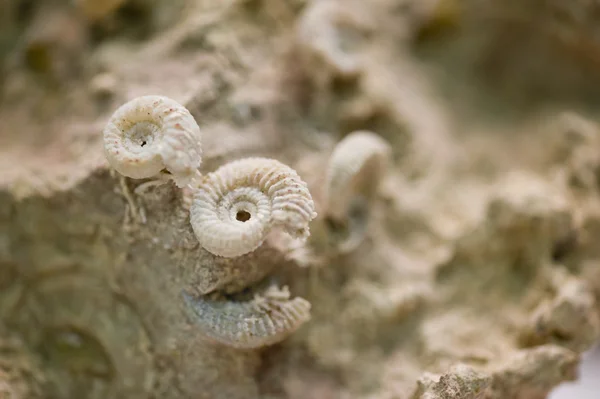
[103,95,202,187]
[325,130,391,221]
[190,157,317,258]
[182,285,311,349]
[296,0,370,80]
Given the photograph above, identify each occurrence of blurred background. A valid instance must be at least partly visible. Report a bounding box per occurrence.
[551,345,600,399]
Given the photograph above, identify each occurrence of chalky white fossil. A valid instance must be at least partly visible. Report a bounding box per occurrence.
[103,95,202,187]
[103,97,316,350]
[190,157,317,258]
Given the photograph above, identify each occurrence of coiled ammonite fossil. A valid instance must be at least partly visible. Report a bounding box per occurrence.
[103,95,202,187]
[183,285,311,349]
[190,158,317,257]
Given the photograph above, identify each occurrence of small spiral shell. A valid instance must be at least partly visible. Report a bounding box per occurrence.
[325,131,391,221]
[182,285,311,349]
[103,95,202,187]
[190,158,317,258]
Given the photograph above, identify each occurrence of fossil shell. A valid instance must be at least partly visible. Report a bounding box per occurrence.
[296,0,371,80]
[103,95,202,187]
[182,285,311,349]
[325,131,391,221]
[190,157,317,258]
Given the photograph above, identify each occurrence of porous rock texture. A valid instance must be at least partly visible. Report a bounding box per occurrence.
[1,0,600,398]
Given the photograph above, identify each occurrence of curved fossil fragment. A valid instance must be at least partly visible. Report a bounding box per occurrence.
[296,0,370,80]
[182,285,311,349]
[190,157,317,258]
[103,95,202,187]
[325,131,391,221]
[323,131,391,253]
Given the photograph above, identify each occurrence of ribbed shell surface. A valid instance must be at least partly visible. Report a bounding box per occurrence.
[190,158,317,257]
[103,95,202,187]
[325,131,391,220]
[182,286,311,348]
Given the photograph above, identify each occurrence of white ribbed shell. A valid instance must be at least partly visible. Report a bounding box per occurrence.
[103,95,202,187]
[190,158,317,258]
[325,131,391,220]
[183,285,311,349]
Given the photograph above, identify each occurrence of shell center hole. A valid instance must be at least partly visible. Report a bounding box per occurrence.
[236,210,252,222]
[141,140,147,147]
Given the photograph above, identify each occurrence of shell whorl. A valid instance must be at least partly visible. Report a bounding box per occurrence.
[190,158,317,258]
[325,131,392,221]
[296,1,369,79]
[182,285,311,349]
[103,95,202,187]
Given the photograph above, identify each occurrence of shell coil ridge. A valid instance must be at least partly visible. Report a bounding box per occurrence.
[182,285,312,348]
[190,158,317,257]
[103,95,202,187]
[297,0,367,79]
[325,130,392,221]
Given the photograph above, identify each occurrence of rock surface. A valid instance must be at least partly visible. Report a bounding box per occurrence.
[1,0,600,398]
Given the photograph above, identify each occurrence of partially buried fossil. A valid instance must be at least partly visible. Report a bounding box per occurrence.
[182,284,311,349]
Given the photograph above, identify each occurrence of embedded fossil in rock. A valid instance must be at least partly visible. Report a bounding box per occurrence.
[190,157,317,258]
[183,156,316,348]
[323,130,392,252]
[103,95,203,188]
[101,95,316,352]
[296,0,372,83]
[325,130,392,220]
[183,284,311,349]
[6,1,600,397]
[293,0,374,120]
